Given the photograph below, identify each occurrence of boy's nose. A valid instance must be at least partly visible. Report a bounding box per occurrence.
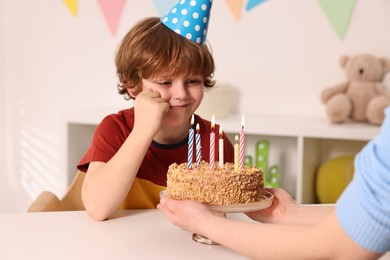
[172,82,187,99]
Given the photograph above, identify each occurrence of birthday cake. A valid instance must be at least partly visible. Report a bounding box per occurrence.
[166,161,264,205]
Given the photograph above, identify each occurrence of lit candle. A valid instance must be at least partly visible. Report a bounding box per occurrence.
[188,115,195,169]
[239,114,245,170]
[234,135,239,172]
[210,114,215,171]
[196,123,201,166]
[219,126,224,168]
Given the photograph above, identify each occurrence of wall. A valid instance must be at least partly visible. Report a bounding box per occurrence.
[1,0,390,212]
[0,0,5,209]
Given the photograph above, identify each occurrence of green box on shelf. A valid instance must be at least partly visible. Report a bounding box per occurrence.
[255,140,280,188]
[244,155,252,167]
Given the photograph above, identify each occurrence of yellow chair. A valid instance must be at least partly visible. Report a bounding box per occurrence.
[28,171,86,212]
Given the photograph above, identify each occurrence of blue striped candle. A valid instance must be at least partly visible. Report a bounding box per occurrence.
[188,115,195,169]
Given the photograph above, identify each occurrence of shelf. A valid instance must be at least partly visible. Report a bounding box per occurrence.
[219,113,380,141]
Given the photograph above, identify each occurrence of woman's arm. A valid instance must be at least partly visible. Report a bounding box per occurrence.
[246,188,333,225]
[158,198,381,260]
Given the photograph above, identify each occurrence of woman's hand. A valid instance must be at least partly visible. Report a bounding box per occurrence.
[245,188,297,224]
[246,188,333,225]
[157,197,221,234]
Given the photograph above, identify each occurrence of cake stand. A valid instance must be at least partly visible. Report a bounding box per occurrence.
[160,190,274,245]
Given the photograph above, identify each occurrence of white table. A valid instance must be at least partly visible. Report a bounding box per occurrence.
[2,210,389,260]
[0,210,249,260]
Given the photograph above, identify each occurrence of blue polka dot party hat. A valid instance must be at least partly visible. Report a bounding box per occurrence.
[161,0,213,45]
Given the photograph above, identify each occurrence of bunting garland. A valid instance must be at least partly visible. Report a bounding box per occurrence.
[63,0,77,16]
[151,0,177,16]
[246,0,268,12]
[97,0,126,37]
[62,0,356,41]
[317,0,356,40]
[225,0,245,21]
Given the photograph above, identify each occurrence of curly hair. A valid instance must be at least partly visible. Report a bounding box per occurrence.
[115,17,216,100]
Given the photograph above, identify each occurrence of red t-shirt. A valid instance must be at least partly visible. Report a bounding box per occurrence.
[78,108,234,209]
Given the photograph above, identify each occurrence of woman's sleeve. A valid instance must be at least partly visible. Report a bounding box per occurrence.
[336,107,390,253]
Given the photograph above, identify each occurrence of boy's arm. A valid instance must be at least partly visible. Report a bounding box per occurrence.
[82,90,169,220]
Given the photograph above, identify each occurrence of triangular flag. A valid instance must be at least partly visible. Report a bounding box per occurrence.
[246,0,268,12]
[97,0,126,37]
[63,0,77,16]
[317,0,356,40]
[151,0,178,16]
[225,0,245,21]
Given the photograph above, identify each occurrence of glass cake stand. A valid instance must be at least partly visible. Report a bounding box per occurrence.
[159,190,274,245]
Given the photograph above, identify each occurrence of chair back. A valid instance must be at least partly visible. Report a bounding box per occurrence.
[28,171,86,212]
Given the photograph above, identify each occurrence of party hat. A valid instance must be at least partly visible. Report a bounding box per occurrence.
[161,0,213,45]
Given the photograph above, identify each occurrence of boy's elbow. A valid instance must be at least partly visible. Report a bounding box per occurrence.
[84,204,112,221]
[82,195,112,221]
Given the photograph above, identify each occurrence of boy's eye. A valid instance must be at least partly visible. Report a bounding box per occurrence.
[187,79,202,84]
[158,81,172,86]
[154,78,203,86]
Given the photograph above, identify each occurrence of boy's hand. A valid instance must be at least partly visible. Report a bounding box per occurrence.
[133,89,169,138]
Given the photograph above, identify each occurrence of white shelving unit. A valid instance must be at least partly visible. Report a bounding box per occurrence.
[65,107,380,204]
[218,113,379,203]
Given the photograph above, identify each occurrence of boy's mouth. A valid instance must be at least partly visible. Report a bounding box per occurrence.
[170,104,189,109]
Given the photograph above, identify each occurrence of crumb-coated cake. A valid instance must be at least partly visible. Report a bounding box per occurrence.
[166,161,264,205]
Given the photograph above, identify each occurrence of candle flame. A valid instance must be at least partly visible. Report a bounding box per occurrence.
[235,134,239,143]
[211,114,215,129]
[241,114,245,129]
[196,123,200,133]
[191,114,194,127]
[219,125,223,138]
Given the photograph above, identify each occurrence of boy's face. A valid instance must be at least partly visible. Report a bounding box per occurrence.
[141,74,204,127]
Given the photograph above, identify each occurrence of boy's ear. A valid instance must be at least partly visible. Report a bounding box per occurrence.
[126,84,140,99]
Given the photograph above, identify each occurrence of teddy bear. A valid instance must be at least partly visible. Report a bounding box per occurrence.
[320,54,390,125]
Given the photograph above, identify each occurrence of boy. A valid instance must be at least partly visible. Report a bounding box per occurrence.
[78,0,234,220]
